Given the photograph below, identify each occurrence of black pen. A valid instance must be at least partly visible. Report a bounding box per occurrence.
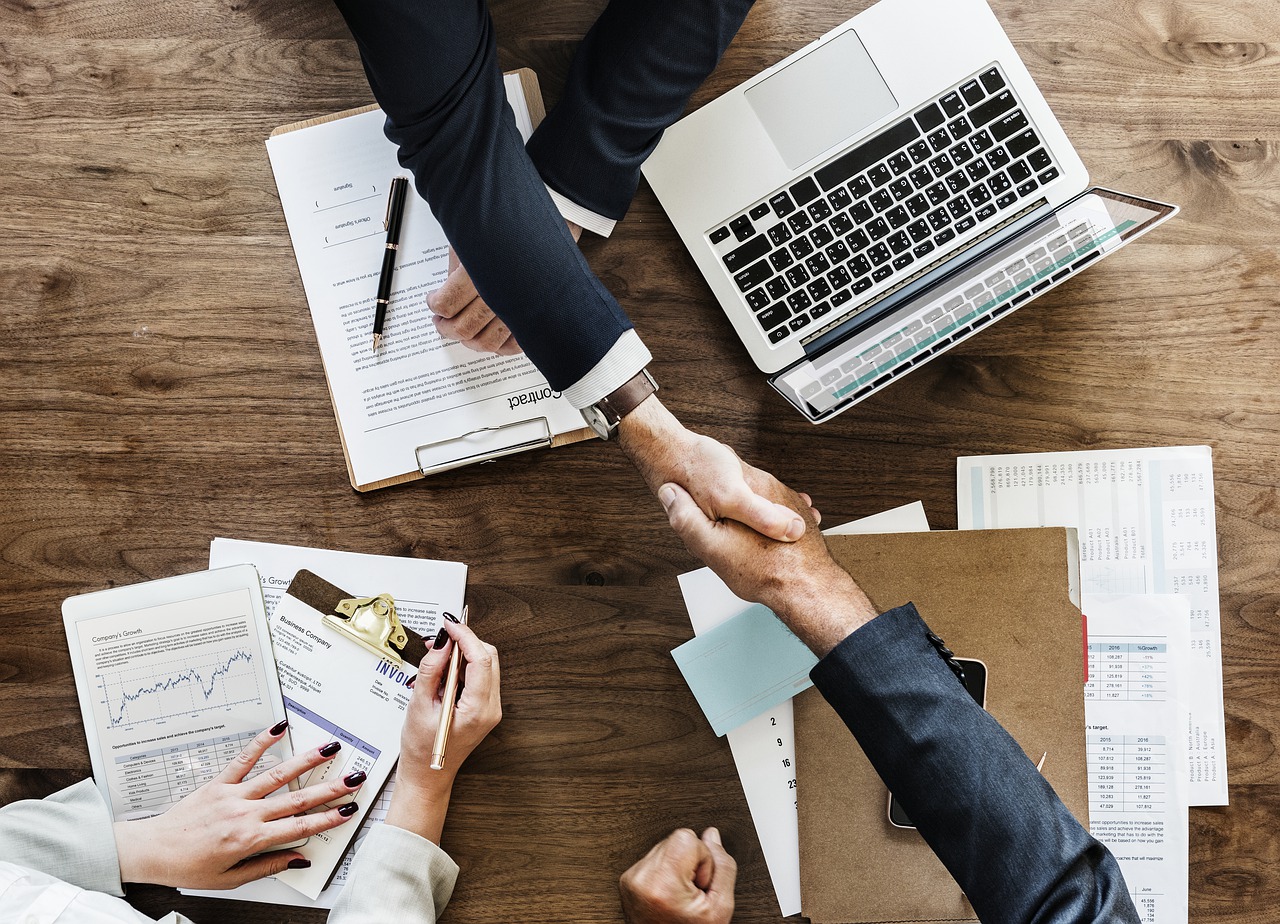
[372,175,410,351]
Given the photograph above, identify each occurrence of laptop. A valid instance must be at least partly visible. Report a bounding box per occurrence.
[642,0,1176,422]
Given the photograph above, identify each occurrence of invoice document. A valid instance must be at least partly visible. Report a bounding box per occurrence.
[266,74,585,489]
[957,445,1226,805]
[1083,593,1191,924]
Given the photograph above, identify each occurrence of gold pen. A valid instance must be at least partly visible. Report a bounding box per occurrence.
[430,604,467,770]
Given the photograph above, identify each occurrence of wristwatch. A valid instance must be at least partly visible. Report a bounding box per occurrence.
[580,369,659,440]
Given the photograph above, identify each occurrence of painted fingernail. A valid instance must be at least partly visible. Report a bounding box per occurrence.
[433,628,448,649]
[338,802,359,817]
[269,719,289,736]
[407,674,416,688]
[319,741,341,757]
[443,612,460,624]
[287,858,311,869]
[344,771,366,787]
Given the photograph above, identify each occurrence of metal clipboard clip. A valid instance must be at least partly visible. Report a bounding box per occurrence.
[414,416,552,477]
[324,593,409,668]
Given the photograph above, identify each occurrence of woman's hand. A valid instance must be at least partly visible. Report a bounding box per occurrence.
[113,723,364,889]
[384,618,503,844]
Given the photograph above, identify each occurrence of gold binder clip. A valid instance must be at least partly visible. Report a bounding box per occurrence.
[325,594,408,667]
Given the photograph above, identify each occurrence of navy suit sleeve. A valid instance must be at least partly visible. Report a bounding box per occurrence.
[330,0,633,392]
[810,603,1140,924]
[525,0,757,220]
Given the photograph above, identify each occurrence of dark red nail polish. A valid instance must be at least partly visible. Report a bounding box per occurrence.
[443,612,460,624]
[338,802,359,817]
[287,858,311,869]
[344,770,366,787]
[319,741,341,757]
[407,674,416,688]
[270,719,289,736]
[433,628,448,649]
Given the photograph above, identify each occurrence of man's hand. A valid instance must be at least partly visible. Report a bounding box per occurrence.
[618,396,812,544]
[619,827,737,924]
[658,472,878,656]
[427,221,583,355]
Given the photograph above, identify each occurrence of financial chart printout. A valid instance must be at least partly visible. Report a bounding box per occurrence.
[958,446,1226,805]
[72,588,283,821]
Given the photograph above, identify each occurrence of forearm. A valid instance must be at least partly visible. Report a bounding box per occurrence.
[332,0,636,392]
[527,0,757,219]
[812,604,1138,924]
[0,779,125,896]
[383,774,454,846]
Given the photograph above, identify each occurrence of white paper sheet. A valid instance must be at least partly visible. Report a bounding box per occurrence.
[1082,594,1191,924]
[957,446,1227,805]
[265,74,583,487]
[182,538,466,907]
[676,502,931,916]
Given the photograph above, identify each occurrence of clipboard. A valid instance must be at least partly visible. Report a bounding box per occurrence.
[265,569,434,899]
[268,68,595,492]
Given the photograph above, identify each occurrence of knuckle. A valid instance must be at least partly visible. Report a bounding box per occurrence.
[263,764,291,790]
[288,788,310,815]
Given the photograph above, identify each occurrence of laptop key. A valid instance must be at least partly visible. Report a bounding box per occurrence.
[948,197,972,219]
[892,252,914,271]
[969,129,994,153]
[758,303,791,329]
[869,189,894,212]
[909,165,933,189]
[746,287,770,311]
[710,226,731,244]
[852,278,873,294]
[769,192,796,217]
[1037,167,1060,185]
[846,229,870,252]
[730,216,755,241]
[1028,149,1053,172]
[889,152,912,175]
[968,184,992,206]
[927,208,951,231]
[768,222,792,245]
[769,248,794,271]
[849,175,873,199]
[868,242,891,266]
[830,213,854,236]
[831,288,854,307]
[807,277,832,300]
[810,225,835,247]
[887,206,910,229]
[940,92,965,116]
[980,68,1005,93]
[868,164,893,187]
[908,140,932,164]
[1006,129,1040,159]
[966,159,991,182]
[811,301,833,320]
[975,204,997,222]
[947,116,972,140]
[786,265,811,287]
[808,199,833,222]
[949,141,975,165]
[945,171,970,195]
[916,102,945,131]
[970,90,1016,128]
[789,176,820,206]
[826,240,851,264]
[1008,161,1032,183]
[988,172,1012,194]
[749,203,771,220]
[867,217,891,240]
[926,183,949,205]
[768,326,790,343]
[907,194,930,217]
[991,110,1029,141]
[888,231,911,254]
[828,188,853,210]
[806,253,832,275]
[827,264,852,289]
[908,219,931,242]
[850,254,872,277]
[814,117,921,191]
[766,277,790,299]
[789,314,811,332]
[1017,179,1040,197]
[929,153,954,177]
[789,237,814,258]
[734,259,772,291]
[913,239,936,258]
[872,265,893,282]
[955,215,976,234]
[851,200,874,223]
[928,129,951,153]
[787,289,812,311]
[722,234,770,270]
[890,178,913,201]
[788,211,813,233]
[960,80,985,106]
[936,227,957,245]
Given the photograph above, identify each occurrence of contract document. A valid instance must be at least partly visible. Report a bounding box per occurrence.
[957,446,1227,805]
[266,72,588,490]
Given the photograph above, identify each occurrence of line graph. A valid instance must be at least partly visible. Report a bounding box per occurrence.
[98,647,264,728]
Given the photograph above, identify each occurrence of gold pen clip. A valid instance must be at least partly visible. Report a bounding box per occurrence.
[383,183,394,231]
[326,593,408,667]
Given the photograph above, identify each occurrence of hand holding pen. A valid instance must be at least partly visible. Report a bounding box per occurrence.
[372,175,410,351]
[385,610,502,843]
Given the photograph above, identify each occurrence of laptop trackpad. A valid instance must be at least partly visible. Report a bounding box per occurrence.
[745,29,898,170]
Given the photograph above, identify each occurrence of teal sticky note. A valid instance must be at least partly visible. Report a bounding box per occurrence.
[671,603,818,736]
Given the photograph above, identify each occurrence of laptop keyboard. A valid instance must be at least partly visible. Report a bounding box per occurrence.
[709,65,1061,347]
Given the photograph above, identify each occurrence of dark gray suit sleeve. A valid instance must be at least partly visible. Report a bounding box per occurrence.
[810,603,1140,924]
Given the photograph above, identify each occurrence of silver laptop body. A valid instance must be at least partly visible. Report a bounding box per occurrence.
[642,0,1176,422]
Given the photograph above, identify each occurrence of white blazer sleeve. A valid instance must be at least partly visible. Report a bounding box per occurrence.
[327,824,459,924]
[0,778,125,897]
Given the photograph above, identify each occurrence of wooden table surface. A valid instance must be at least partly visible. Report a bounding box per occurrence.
[2,0,1277,921]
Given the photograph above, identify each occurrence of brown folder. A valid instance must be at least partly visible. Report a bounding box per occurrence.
[796,528,1085,924]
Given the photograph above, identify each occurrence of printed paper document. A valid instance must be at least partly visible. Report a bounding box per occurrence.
[957,446,1226,805]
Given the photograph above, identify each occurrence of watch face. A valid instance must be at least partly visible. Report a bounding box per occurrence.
[581,405,613,440]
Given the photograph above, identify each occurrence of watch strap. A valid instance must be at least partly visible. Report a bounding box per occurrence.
[595,369,658,424]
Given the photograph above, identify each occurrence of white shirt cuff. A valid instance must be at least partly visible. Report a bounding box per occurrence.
[546,187,617,238]
[562,329,653,409]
